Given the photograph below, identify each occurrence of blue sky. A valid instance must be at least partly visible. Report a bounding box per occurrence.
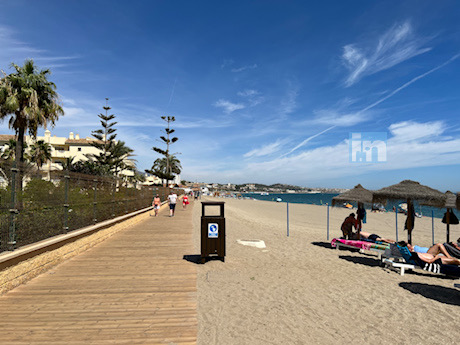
[1,0,460,191]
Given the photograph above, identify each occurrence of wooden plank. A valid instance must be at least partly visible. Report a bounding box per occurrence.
[0,201,197,344]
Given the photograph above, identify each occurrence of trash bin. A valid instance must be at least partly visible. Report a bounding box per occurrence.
[201,201,225,263]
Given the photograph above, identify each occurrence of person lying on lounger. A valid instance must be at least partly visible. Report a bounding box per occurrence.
[353,231,395,243]
[398,241,460,266]
[404,242,453,258]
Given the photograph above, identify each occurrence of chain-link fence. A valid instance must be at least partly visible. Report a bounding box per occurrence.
[0,161,181,253]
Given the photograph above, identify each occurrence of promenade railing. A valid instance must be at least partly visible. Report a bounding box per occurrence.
[0,161,180,253]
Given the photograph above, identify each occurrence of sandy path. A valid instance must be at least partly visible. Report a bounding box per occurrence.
[194,197,459,345]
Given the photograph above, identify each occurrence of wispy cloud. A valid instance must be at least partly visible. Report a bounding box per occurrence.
[244,140,284,158]
[237,89,264,106]
[221,59,234,69]
[279,87,298,117]
[342,21,432,86]
[214,99,245,113]
[285,53,460,156]
[312,109,370,127]
[231,64,258,72]
[0,25,80,70]
[281,126,336,157]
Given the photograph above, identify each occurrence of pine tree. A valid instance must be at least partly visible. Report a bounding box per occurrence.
[149,116,179,186]
[88,98,118,171]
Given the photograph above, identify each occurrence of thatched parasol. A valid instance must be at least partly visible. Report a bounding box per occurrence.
[331,184,373,207]
[373,180,446,244]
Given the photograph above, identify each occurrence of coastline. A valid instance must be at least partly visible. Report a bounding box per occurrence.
[193,196,459,345]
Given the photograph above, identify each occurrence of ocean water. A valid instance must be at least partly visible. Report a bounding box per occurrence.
[242,192,453,219]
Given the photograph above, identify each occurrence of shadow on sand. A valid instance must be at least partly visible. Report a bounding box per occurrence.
[339,255,381,267]
[399,282,460,306]
[183,254,224,265]
[310,241,332,249]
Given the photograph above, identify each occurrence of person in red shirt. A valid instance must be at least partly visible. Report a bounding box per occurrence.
[182,195,189,209]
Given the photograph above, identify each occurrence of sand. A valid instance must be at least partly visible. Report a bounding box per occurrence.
[193,197,460,345]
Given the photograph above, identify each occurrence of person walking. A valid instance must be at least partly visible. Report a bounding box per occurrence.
[168,191,178,217]
[152,194,161,217]
[182,194,189,209]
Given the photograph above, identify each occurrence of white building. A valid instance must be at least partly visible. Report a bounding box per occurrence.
[0,130,135,178]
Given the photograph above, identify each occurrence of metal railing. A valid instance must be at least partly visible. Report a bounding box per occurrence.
[0,161,180,253]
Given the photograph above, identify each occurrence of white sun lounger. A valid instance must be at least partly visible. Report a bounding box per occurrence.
[382,258,415,276]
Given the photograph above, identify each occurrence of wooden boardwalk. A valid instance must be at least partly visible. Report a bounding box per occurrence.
[0,202,197,345]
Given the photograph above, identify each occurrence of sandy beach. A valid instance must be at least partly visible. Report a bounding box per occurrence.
[193,197,459,345]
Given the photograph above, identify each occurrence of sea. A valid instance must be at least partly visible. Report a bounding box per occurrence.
[242,192,452,219]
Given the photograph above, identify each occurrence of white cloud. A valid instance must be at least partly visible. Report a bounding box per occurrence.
[231,64,258,73]
[313,109,369,127]
[389,120,445,142]
[342,21,432,86]
[214,99,245,114]
[186,120,460,185]
[244,140,283,158]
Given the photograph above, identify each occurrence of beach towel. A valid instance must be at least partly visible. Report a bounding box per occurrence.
[331,238,389,251]
[396,245,418,265]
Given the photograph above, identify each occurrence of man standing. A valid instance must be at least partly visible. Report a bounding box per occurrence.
[168,191,178,217]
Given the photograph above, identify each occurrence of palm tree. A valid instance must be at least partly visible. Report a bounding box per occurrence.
[110,140,135,176]
[29,140,52,171]
[57,156,76,171]
[1,139,17,161]
[147,154,181,186]
[0,59,63,190]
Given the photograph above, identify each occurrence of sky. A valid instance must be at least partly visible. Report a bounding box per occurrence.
[1,0,460,191]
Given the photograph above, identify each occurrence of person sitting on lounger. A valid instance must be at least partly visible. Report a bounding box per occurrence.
[340,213,358,239]
[398,241,460,266]
[356,231,395,243]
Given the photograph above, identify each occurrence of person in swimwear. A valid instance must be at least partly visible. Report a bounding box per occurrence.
[401,241,454,258]
[356,231,395,243]
[152,194,161,217]
[398,241,460,266]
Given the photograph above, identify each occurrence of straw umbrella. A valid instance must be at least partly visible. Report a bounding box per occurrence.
[331,184,373,206]
[373,180,446,244]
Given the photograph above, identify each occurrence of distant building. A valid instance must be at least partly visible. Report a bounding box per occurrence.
[0,130,134,178]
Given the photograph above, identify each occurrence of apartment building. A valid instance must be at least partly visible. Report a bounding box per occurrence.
[0,130,135,178]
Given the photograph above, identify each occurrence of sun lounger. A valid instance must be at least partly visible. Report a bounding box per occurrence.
[382,258,415,276]
[331,238,388,259]
[384,244,460,277]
